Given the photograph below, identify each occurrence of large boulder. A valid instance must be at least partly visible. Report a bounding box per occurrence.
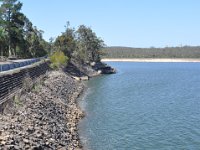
[92,62,116,74]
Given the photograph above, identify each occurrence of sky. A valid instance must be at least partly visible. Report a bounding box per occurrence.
[20,0,200,48]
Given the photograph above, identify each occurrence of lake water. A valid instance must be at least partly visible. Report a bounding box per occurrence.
[79,62,200,150]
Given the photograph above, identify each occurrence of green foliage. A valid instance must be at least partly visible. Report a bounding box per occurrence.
[0,0,48,58]
[0,0,104,61]
[0,0,25,56]
[32,83,41,93]
[75,25,105,63]
[22,76,33,92]
[50,51,69,69]
[24,26,48,57]
[13,95,23,107]
[54,23,76,58]
[103,46,200,58]
[0,27,8,55]
[53,23,105,64]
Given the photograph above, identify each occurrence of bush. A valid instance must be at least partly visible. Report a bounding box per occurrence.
[50,51,69,69]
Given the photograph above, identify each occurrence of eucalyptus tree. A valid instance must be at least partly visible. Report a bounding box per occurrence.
[0,0,26,57]
[54,22,76,59]
[0,27,8,56]
[24,25,47,57]
[75,25,105,63]
[48,37,54,55]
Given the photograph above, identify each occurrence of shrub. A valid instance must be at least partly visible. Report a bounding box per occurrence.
[50,51,69,69]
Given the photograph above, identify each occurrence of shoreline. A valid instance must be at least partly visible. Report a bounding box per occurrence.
[101,58,200,62]
[0,63,114,150]
[0,62,115,149]
[0,70,85,149]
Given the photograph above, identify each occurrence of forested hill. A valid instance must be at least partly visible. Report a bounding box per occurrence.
[102,46,200,58]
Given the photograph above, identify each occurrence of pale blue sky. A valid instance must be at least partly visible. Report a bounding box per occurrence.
[20,0,200,48]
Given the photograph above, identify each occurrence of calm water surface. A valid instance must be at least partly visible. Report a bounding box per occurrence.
[79,62,200,150]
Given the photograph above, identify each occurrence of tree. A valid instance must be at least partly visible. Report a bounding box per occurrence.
[48,37,54,55]
[54,22,76,58]
[0,0,49,58]
[0,0,25,56]
[25,26,47,57]
[0,27,8,56]
[75,25,105,63]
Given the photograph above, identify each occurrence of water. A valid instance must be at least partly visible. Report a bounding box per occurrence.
[79,62,200,150]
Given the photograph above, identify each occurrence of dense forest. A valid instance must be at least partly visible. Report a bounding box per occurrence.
[0,0,104,64]
[102,46,200,58]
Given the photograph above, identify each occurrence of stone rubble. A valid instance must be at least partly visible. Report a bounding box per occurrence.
[0,70,84,150]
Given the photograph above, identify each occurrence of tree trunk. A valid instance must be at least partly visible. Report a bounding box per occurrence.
[8,44,12,57]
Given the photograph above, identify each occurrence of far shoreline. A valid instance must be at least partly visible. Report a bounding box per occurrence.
[101,58,200,62]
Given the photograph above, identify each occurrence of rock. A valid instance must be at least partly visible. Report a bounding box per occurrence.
[80,76,89,81]
[0,70,85,149]
[36,133,42,138]
[27,126,35,133]
[72,76,81,81]
[93,62,116,74]
[3,126,8,130]
[58,147,67,150]
[8,139,15,145]
[0,141,6,145]
[0,135,9,141]
[90,62,96,66]
[32,145,43,150]
[97,70,102,74]
[23,138,29,144]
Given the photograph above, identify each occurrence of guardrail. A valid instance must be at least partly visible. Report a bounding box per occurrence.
[0,56,47,72]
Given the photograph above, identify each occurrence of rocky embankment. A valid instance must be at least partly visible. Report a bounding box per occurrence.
[65,61,116,81]
[0,61,116,149]
[0,71,84,149]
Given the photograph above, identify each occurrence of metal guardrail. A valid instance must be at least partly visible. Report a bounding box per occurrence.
[0,56,47,72]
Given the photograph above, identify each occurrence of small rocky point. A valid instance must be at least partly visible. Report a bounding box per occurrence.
[0,71,84,149]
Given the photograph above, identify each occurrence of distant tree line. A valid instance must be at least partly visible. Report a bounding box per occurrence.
[103,46,200,58]
[0,0,105,64]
